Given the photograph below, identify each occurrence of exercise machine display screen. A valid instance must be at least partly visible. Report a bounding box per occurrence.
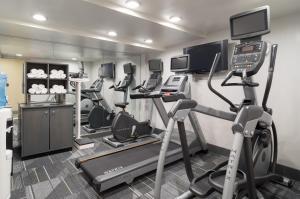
[149,59,163,72]
[171,55,189,72]
[101,63,115,78]
[241,46,254,53]
[231,41,267,76]
[123,63,134,74]
[230,6,270,40]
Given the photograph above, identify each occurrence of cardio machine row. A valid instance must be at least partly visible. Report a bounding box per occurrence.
[75,5,296,199]
[154,5,296,199]
[74,61,167,146]
[75,62,208,192]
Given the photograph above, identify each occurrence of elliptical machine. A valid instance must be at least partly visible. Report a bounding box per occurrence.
[103,61,164,147]
[154,6,294,199]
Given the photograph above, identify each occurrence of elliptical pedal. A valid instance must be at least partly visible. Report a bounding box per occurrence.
[189,170,216,197]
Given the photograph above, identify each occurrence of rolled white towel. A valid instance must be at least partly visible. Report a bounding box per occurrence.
[37,69,44,75]
[41,88,47,94]
[32,84,38,89]
[58,70,64,75]
[35,88,42,94]
[51,69,58,75]
[39,84,45,89]
[41,74,47,78]
[27,73,34,78]
[28,88,35,94]
[30,69,38,74]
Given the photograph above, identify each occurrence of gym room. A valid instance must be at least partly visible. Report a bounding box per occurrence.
[0,0,300,198]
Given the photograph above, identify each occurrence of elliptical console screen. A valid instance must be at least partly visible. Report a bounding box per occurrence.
[171,55,189,72]
[241,46,254,53]
[230,6,270,40]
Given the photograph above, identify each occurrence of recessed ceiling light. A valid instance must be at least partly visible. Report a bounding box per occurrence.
[33,13,47,22]
[144,39,153,44]
[108,31,117,37]
[125,0,140,9]
[169,16,181,23]
[16,53,23,57]
[72,58,77,61]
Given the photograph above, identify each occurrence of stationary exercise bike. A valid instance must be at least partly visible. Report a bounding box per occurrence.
[82,77,115,133]
[103,61,163,147]
[71,76,115,133]
[154,6,295,199]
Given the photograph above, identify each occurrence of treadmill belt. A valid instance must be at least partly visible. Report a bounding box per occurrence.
[80,142,179,180]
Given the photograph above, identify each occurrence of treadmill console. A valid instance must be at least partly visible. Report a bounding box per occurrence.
[143,73,162,91]
[160,75,189,102]
[231,41,267,77]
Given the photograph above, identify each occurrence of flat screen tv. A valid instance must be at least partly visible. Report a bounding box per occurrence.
[148,59,163,72]
[183,40,228,73]
[170,55,190,72]
[123,63,135,74]
[101,63,115,78]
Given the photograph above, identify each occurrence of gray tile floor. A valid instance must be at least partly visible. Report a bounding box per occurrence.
[11,136,300,199]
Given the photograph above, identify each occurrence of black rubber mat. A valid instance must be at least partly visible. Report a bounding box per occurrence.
[80,142,180,180]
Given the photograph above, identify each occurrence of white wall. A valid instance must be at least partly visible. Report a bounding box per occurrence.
[144,12,300,170]
[93,55,142,117]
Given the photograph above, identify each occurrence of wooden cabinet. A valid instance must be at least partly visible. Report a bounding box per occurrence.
[49,107,73,151]
[20,104,73,157]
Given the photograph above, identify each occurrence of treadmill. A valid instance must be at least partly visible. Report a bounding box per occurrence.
[75,71,207,193]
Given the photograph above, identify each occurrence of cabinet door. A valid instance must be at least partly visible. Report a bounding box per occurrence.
[22,108,49,157]
[50,107,73,150]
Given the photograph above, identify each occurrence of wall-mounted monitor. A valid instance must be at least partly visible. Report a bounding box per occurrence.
[183,40,228,73]
[101,63,115,78]
[123,63,135,74]
[148,59,163,72]
[230,6,270,40]
[170,55,190,72]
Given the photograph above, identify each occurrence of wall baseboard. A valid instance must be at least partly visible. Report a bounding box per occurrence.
[207,143,300,181]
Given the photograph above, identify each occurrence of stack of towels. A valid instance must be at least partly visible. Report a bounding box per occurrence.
[50,70,66,79]
[28,84,48,94]
[50,85,67,94]
[27,69,47,79]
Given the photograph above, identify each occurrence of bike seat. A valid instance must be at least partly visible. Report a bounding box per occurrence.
[114,102,129,109]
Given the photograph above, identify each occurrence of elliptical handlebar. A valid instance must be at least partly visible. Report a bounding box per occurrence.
[262,44,278,113]
[132,80,146,91]
[208,53,238,112]
[109,81,121,89]
[221,71,259,87]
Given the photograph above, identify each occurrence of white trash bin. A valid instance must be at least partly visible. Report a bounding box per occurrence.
[4,149,12,199]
